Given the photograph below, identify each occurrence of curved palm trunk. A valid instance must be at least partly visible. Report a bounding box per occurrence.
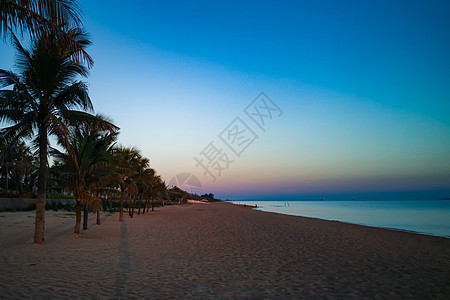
[83,203,88,230]
[74,200,82,234]
[34,127,47,244]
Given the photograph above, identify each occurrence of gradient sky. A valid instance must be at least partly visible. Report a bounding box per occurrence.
[1,0,449,200]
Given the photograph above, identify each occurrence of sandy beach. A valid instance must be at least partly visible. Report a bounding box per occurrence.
[0,202,449,299]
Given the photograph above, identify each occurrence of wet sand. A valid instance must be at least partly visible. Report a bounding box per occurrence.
[0,202,449,299]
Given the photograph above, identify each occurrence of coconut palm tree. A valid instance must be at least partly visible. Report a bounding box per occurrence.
[131,163,154,217]
[136,168,157,215]
[142,173,165,212]
[111,146,146,222]
[51,119,118,234]
[0,29,93,244]
[0,138,14,192]
[151,175,167,211]
[0,139,33,193]
[0,0,92,67]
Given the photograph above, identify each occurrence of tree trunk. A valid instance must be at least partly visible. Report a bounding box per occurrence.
[74,200,81,234]
[119,196,123,222]
[83,203,88,230]
[138,195,143,215]
[5,163,9,191]
[96,206,101,225]
[95,189,101,225]
[151,197,154,211]
[128,198,132,216]
[131,196,137,218]
[34,127,48,244]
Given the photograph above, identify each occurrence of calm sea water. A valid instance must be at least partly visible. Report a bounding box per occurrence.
[230,200,450,238]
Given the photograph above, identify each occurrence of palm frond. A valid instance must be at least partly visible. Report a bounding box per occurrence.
[1,0,46,40]
[0,90,34,112]
[36,0,83,27]
[47,112,70,147]
[1,0,83,38]
[52,81,92,110]
[0,107,26,124]
[49,145,66,160]
[0,118,34,142]
[9,31,33,72]
[0,68,21,88]
[63,26,93,67]
[60,110,119,133]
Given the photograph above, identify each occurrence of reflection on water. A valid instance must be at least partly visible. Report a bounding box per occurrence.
[231,200,450,238]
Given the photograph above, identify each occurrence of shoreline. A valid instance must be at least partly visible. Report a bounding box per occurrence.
[1,202,449,298]
[229,200,450,239]
[238,202,450,241]
[254,207,450,239]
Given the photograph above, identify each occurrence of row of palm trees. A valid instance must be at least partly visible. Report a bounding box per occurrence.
[0,1,189,244]
[50,124,168,234]
[0,119,176,235]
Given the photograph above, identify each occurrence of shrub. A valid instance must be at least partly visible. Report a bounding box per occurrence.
[45,202,59,211]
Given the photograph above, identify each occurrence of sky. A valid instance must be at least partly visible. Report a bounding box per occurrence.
[1,0,449,200]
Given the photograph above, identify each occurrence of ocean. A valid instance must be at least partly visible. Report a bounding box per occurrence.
[230,200,450,238]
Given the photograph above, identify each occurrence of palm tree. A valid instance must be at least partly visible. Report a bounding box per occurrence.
[136,168,156,215]
[0,139,33,193]
[167,186,189,204]
[0,138,14,192]
[51,120,118,234]
[131,163,153,217]
[144,174,165,212]
[0,0,92,67]
[151,175,167,211]
[0,29,93,244]
[111,146,146,222]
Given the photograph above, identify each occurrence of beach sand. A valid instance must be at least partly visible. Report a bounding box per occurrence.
[0,202,449,299]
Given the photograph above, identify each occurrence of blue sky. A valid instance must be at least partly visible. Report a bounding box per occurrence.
[1,0,449,200]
